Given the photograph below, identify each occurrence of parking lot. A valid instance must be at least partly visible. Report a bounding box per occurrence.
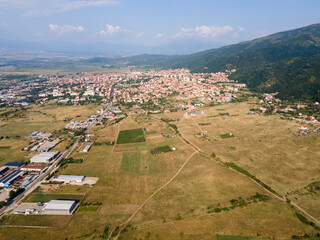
[0,188,12,202]
[12,203,44,215]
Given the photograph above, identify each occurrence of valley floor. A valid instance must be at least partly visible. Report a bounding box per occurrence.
[0,101,319,240]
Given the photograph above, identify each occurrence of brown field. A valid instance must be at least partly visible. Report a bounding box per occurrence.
[0,100,319,239]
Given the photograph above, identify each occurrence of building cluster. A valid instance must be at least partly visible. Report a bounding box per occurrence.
[0,162,41,188]
[114,69,244,105]
[0,69,245,108]
[293,126,320,137]
[22,132,62,152]
[65,120,90,130]
[13,200,78,215]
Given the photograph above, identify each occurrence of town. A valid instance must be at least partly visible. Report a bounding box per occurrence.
[0,68,320,240]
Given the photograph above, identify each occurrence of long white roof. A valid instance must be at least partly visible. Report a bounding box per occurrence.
[30,152,58,161]
[53,175,85,180]
[44,200,76,210]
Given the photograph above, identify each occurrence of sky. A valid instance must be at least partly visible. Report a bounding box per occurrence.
[0,0,320,54]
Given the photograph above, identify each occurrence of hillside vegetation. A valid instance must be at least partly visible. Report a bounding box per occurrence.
[120,24,320,101]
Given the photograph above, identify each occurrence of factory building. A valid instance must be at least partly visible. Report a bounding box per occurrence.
[43,200,77,215]
[52,175,85,183]
[21,165,44,172]
[0,166,9,176]
[36,139,61,152]
[30,152,59,164]
[4,162,24,169]
[0,170,25,187]
[21,175,34,188]
[82,144,91,152]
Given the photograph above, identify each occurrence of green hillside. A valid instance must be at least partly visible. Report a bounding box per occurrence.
[121,24,320,101]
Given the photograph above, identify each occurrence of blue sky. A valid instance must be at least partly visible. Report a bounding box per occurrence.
[0,0,320,46]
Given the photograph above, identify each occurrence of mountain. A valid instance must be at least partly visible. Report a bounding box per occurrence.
[0,38,225,57]
[122,24,320,101]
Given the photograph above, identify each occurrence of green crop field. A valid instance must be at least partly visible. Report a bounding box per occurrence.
[23,192,85,203]
[220,133,235,139]
[120,152,141,174]
[150,145,173,154]
[117,128,146,144]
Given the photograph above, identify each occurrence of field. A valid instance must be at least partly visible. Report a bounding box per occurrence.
[117,128,146,144]
[120,152,142,174]
[220,133,235,139]
[0,100,319,239]
[0,103,98,166]
[1,215,72,228]
[23,192,85,203]
[78,203,101,212]
[216,235,271,240]
[150,145,173,154]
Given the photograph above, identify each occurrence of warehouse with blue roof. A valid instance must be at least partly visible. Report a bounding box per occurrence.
[4,162,24,169]
[0,170,25,187]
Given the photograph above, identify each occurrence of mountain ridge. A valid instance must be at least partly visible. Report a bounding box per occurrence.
[118,23,320,101]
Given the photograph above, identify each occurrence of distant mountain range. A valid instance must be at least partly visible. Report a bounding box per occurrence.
[108,23,320,101]
[0,38,224,57]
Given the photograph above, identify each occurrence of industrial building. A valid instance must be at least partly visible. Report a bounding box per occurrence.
[30,152,59,164]
[82,144,91,152]
[21,165,44,172]
[0,166,9,176]
[0,170,25,187]
[21,175,34,188]
[36,139,61,152]
[28,131,39,138]
[52,175,85,183]
[4,162,24,169]
[43,200,77,215]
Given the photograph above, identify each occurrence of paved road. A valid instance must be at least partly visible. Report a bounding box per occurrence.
[0,138,80,216]
[0,82,117,216]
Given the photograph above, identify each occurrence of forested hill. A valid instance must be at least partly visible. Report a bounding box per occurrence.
[120,24,320,101]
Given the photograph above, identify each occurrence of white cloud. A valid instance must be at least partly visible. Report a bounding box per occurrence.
[49,24,84,34]
[238,26,246,32]
[0,0,120,17]
[155,33,163,38]
[173,25,235,38]
[99,24,130,36]
[136,32,144,37]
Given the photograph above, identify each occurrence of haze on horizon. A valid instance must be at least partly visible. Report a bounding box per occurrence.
[1,0,320,56]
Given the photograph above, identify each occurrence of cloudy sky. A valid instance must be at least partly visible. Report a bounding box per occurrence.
[0,0,320,51]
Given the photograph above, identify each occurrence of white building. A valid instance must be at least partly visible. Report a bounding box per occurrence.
[30,152,59,164]
[43,200,77,215]
[82,145,91,152]
[52,175,85,183]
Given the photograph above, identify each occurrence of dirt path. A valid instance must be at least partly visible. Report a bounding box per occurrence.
[108,110,198,240]
[109,109,320,239]
[111,124,120,153]
[108,150,198,240]
[190,115,320,225]
[291,201,320,225]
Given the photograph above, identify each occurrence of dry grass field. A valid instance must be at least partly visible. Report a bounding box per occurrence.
[0,100,319,239]
[0,103,98,165]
